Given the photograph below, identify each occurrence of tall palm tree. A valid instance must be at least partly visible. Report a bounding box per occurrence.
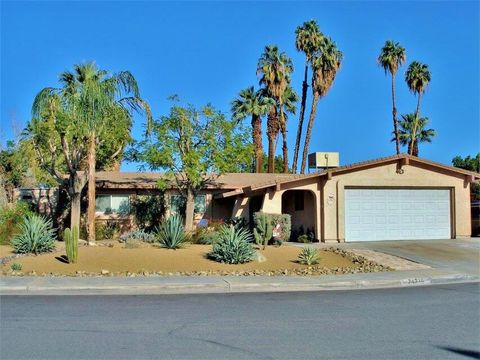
[231,86,273,173]
[397,113,435,156]
[300,37,342,174]
[37,62,151,244]
[405,61,431,156]
[278,85,298,173]
[292,20,323,173]
[377,40,406,155]
[257,45,294,173]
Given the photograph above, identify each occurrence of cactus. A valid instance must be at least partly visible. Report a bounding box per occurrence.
[64,226,78,263]
[253,213,273,250]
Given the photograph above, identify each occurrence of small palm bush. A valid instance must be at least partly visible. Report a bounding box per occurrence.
[298,247,320,265]
[209,225,255,264]
[11,214,56,254]
[155,215,187,249]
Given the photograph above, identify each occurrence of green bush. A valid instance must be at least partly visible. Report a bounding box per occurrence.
[189,228,221,245]
[10,263,22,271]
[0,201,34,245]
[208,225,255,264]
[298,247,320,265]
[297,234,311,243]
[253,212,291,245]
[131,195,165,232]
[155,215,187,249]
[11,214,56,254]
[95,221,120,240]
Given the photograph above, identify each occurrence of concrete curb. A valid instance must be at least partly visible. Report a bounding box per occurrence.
[1,271,478,295]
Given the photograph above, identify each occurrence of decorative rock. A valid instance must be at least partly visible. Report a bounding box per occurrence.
[101,269,109,275]
[254,252,267,263]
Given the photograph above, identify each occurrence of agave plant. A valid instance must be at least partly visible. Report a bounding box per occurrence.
[298,247,320,265]
[155,215,187,249]
[11,214,56,254]
[208,225,255,264]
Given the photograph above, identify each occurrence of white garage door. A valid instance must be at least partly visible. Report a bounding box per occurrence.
[345,188,451,241]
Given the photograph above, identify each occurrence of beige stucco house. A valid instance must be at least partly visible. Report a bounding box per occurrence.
[93,154,479,243]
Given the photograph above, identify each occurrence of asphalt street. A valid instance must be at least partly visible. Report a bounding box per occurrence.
[1,283,479,360]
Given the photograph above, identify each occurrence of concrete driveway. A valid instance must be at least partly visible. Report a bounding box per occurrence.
[338,238,480,276]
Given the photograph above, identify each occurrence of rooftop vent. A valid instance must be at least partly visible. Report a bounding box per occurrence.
[308,152,340,170]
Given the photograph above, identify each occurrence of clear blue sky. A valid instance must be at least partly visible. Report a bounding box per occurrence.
[1,1,479,171]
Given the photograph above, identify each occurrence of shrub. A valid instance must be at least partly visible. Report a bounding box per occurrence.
[130,195,165,232]
[95,221,120,240]
[0,201,34,245]
[11,214,56,254]
[119,229,155,243]
[298,247,320,265]
[155,215,187,249]
[297,234,311,243]
[10,263,22,271]
[208,225,255,264]
[224,217,249,231]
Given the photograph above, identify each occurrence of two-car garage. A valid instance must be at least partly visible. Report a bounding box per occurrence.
[344,188,452,241]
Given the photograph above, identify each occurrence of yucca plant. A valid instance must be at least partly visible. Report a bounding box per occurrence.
[209,225,255,264]
[11,214,56,254]
[155,215,187,249]
[298,247,320,265]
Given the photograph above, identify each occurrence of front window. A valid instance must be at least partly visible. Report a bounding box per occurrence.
[169,194,206,215]
[95,195,130,214]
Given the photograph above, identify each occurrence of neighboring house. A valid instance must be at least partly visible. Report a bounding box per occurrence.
[94,154,480,243]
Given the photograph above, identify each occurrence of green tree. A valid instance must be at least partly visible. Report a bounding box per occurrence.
[30,63,150,235]
[133,101,253,231]
[300,36,343,174]
[293,20,323,173]
[261,154,286,173]
[452,154,480,200]
[257,45,294,173]
[452,154,480,173]
[396,113,435,156]
[378,40,407,155]
[231,86,274,173]
[405,61,431,156]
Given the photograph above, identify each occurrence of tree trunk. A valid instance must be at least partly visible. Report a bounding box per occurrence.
[410,92,422,156]
[292,62,309,173]
[391,73,400,155]
[413,141,419,157]
[267,106,277,173]
[252,114,263,173]
[185,187,195,232]
[300,92,320,174]
[87,132,96,245]
[281,126,288,173]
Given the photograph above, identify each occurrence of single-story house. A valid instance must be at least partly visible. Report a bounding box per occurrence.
[94,154,480,242]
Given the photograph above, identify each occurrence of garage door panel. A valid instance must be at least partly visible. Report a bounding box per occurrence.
[345,189,451,241]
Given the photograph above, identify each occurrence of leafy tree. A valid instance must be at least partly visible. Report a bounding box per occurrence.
[231,86,274,173]
[405,61,431,156]
[396,113,435,156]
[261,154,286,173]
[31,63,151,243]
[378,40,406,155]
[293,20,323,173]
[452,154,480,200]
[133,101,253,231]
[300,36,343,173]
[452,154,480,173]
[257,45,294,173]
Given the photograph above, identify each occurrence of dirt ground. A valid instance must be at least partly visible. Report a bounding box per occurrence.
[1,242,358,275]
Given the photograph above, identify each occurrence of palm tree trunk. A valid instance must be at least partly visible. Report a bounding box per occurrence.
[413,141,419,157]
[391,73,400,155]
[292,62,309,173]
[300,92,320,174]
[87,132,96,245]
[70,172,86,234]
[281,126,288,173]
[252,115,263,173]
[267,106,277,173]
[410,92,422,156]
